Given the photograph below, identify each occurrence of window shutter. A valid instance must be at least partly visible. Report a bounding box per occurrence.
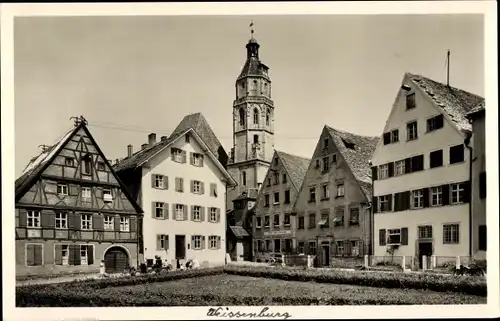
[191,236,195,249]
[42,210,55,228]
[88,246,94,265]
[68,212,78,230]
[401,228,409,245]
[404,158,412,174]
[165,235,169,250]
[190,206,194,221]
[210,183,216,197]
[163,203,169,219]
[200,182,205,194]
[479,172,486,199]
[200,155,204,167]
[189,152,194,165]
[93,214,104,230]
[388,162,394,177]
[26,244,35,266]
[393,193,400,212]
[130,216,137,232]
[19,209,27,227]
[73,244,81,266]
[183,204,188,220]
[383,132,391,145]
[217,236,221,249]
[216,208,221,223]
[379,229,386,246]
[423,188,430,207]
[371,166,378,180]
[152,202,156,219]
[179,178,184,192]
[164,176,169,190]
[345,240,351,256]
[200,207,205,221]
[202,236,206,249]
[34,245,43,266]
[190,180,194,193]
[151,174,156,188]
[442,184,450,205]
[182,151,187,163]
[114,216,120,231]
[175,177,180,192]
[404,191,411,210]
[372,197,378,213]
[462,180,471,203]
[436,114,444,129]
[54,244,63,265]
[387,194,393,212]
[157,235,162,250]
[69,184,79,196]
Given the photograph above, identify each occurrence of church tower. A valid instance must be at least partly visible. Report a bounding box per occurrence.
[226,28,275,211]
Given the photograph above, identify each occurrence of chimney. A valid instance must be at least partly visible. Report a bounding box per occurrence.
[127,144,133,157]
[161,136,168,141]
[148,133,156,147]
[141,143,148,150]
[115,159,120,165]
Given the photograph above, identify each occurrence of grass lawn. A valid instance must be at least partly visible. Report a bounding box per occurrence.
[97,274,486,305]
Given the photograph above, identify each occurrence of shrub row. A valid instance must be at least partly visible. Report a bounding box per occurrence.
[223,265,487,296]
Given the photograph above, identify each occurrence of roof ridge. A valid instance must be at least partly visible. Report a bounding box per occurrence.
[325,125,380,140]
[275,150,311,161]
[408,73,484,99]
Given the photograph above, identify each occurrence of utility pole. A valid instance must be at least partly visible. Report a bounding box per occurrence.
[446,49,450,87]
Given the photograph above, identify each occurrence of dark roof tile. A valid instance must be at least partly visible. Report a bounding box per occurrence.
[275,150,311,191]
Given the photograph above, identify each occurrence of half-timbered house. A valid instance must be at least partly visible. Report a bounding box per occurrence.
[15,117,143,277]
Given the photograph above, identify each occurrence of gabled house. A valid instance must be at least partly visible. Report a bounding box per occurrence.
[114,114,237,268]
[15,117,143,277]
[251,150,310,262]
[465,101,486,260]
[293,126,378,267]
[371,73,484,268]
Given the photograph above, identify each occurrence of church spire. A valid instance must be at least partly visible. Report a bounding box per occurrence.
[246,20,259,59]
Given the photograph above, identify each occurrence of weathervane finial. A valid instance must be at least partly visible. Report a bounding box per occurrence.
[249,20,254,38]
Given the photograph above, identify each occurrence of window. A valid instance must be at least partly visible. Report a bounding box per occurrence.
[336,241,344,256]
[209,236,218,249]
[273,192,280,204]
[256,216,262,228]
[284,190,291,204]
[298,216,304,229]
[81,187,91,200]
[154,175,165,189]
[383,130,399,145]
[332,154,337,163]
[431,186,443,206]
[309,187,316,203]
[65,157,74,166]
[253,108,259,125]
[103,189,113,203]
[27,210,41,228]
[298,242,305,254]
[320,184,329,200]
[175,204,184,220]
[412,189,424,209]
[406,121,418,141]
[406,93,416,109]
[379,195,390,212]
[315,159,320,168]
[266,111,270,126]
[264,215,270,227]
[409,154,424,172]
[418,225,433,239]
[479,225,486,251]
[449,144,464,164]
[104,216,114,230]
[55,212,67,229]
[175,177,184,192]
[274,157,279,166]
[274,172,279,184]
[185,134,190,143]
[159,235,168,249]
[333,208,344,227]
[379,164,389,179]
[56,244,69,265]
[443,224,460,244]
[257,240,264,252]
[308,213,316,228]
[309,241,317,255]
[57,184,68,196]
[322,157,329,172]
[81,214,92,230]
[273,214,280,227]
[395,160,405,176]
[324,138,329,149]
[193,236,202,249]
[265,240,271,252]
[241,172,247,186]
[26,244,43,266]
[430,150,443,168]
[239,108,245,126]
[450,183,465,204]
[82,154,91,175]
[284,213,291,226]
[155,202,165,218]
[427,114,444,132]
[264,194,270,207]
[120,217,129,232]
[210,208,217,222]
[80,244,91,264]
[191,153,204,167]
[387,228,401,244]
[172,148,183,163]
[319,213,329,228]
[193,206,201,221]
[274,239,281,253]
[336,184,345,197]
[349,208,359,225]
[479,172,486,199]
[193,181,202,194]
[253,135,259,144]
[282,174,287,183]
[97,162,106,171]
[267,177,271,186]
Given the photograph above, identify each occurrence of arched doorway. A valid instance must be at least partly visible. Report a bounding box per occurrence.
[104,246,130,273]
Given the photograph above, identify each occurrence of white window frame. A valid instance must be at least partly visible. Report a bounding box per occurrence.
[103,189,113,203]
[155,175,164,189]
[209,236,218,249]
[61,244,69,265]
[210,208,217,222]
[284,214,291,226]
[27,210,41,228]
[379,195,389,212]
[350,240,360,256]
[193,181,201,194]
[80,244,90,265]
[407,121,418,141]
[321,184,330,200]
[395,160,405,176]
[159,234,168,249]
[412,189,424,209]
[349,208,359,224]
[175,204,184,220]
[443,224,460,244]
[387,228,401,245]
[336,184,344,197]
[55,212,67,229]
[193,153,203,166]
[309,187,316,202]
[431,186,443,206]
[450,183,465,204]
[193,235,202,249]
[379,164,389,179]
[120,217,130,232]
[57,184,68,196]
[193,206,201,221]
[390,130,399,143]
[172,148,183,162]
[104,216,114,230]
[81,187,91,200]
[274,192,279,204]
[418,225,433,239]
[336,241,344,256]
[322,156,329,171]
[81,214,92,230]
[155,202,164,218]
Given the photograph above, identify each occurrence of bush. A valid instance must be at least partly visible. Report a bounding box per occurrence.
[223,265,486,296]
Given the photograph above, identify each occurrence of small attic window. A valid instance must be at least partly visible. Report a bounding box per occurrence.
[185,134,190,143]
[401,84,411,91]
[81,153,92,175]
[341,138,356,150]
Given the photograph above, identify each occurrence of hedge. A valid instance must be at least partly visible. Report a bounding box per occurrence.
[223,265,487,296]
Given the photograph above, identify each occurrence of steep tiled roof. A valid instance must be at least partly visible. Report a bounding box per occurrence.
[407,73,484,131]
[229,225,250,238]
[234,189,259,201]
[238,57,268,79]
[276,150,311,191]
[466,100,486,119]
[326,126,379,199]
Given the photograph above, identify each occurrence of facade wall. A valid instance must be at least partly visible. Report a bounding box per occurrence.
[471,115,486,259]
[372,77,471,259]
[141,133,227,267]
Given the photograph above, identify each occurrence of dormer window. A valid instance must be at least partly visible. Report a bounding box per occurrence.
[81,153,91,175]
[406,93,416,110]
[341,139,356,150]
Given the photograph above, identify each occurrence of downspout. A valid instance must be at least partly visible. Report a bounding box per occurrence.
[368,160,374,266]
[464,131,473,257]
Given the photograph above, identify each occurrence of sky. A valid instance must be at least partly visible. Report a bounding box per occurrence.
[14,14,484,177]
